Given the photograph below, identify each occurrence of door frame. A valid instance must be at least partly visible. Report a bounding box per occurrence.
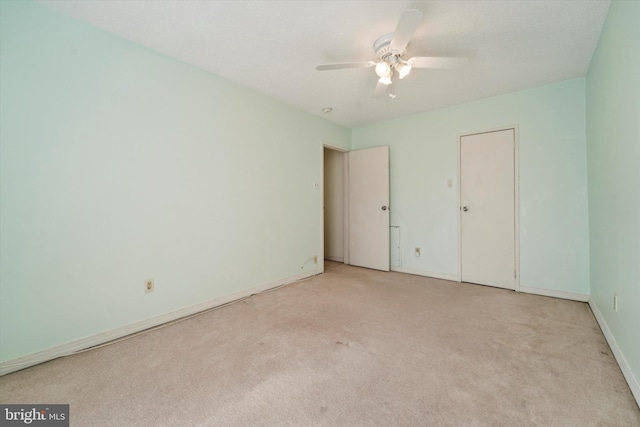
[457,125,520,291]
[321,142,350,272]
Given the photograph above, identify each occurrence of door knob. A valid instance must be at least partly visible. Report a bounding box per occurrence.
[462,206,468,212]
[381,206,387,211]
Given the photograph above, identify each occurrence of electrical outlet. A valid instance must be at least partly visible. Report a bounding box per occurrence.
[415,247,421,257]
[313,255,318,264]
[447,179,453,188]
[613,294,618,312]
[145,279,154,293]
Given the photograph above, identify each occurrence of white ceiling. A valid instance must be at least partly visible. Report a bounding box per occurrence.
[43,0,611,128]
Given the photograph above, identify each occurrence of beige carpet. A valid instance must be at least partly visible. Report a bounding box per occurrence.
[1,262,639,426]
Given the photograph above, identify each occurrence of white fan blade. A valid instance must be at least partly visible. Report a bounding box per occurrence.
[390,9,424,52]
[409,57,468,69]
[316,62,374,71]
[372,82,395,98]
[373,81,388,98]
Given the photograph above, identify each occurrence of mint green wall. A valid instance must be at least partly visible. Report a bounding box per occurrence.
[586,0,640,386]
[352,78,590,295]
[0,1,349,362]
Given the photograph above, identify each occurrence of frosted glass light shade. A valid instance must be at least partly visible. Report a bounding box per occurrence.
[375,62,391,78]
[378,75,392,85]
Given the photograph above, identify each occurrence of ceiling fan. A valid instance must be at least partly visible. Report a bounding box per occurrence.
[316,9,468,98]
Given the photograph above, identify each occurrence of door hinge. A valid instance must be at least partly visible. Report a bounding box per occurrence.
[514,270,517,278]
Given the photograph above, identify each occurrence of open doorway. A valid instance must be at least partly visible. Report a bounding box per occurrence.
[323,145,347,265]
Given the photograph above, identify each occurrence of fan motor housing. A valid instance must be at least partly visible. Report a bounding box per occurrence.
[374,33,405,59]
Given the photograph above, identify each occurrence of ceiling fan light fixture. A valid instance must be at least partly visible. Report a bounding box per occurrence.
[396,61,412,79]
[375,61,391,78]
[315,9,468,100]
[378,75,392,85]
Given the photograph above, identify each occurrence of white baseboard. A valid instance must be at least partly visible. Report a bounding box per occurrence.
[0,268,321,376]
[325,256,344,263]
[390,266,459,282]
[588,299,640,407]
[518,285,589,302]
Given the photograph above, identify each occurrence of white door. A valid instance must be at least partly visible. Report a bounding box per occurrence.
[460,129,515,289]
[348,146,390,271]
